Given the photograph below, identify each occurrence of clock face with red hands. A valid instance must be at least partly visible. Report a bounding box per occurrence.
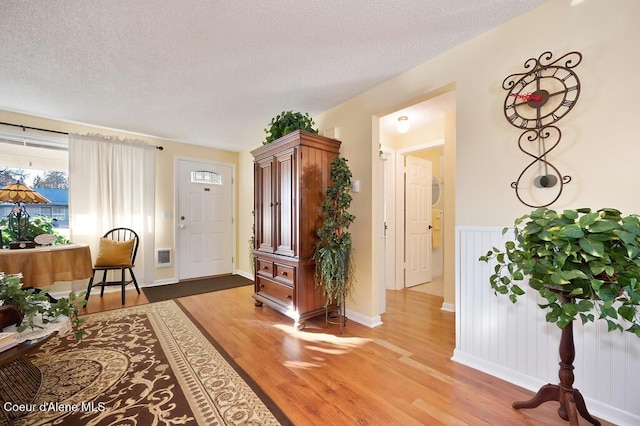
[503,51,582,129]
[502,51,582,208]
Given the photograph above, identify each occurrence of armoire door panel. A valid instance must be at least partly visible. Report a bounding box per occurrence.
[257,158,274,252]
[276,149,296,257]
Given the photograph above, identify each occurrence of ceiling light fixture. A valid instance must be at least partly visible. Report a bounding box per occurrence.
[397,116,410,134]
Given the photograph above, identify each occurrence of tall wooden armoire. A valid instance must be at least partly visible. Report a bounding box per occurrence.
[251,130,341,329]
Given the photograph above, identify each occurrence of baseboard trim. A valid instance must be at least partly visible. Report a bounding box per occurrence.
[441,302,455,312]
[451,349,639,426]
[235,269,254,280]
[345,309,382,328]
[48,290,76,299]
[144,278,179,288]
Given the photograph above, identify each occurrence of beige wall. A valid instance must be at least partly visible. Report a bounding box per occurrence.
[236,147,261,276]
[386,120,445,152]
[454,0,640,224]
[0,109,240,289]
[300,0,640,319]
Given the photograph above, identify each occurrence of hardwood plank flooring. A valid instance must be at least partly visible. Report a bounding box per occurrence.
[82,287,149,313]
[82,285,612,425]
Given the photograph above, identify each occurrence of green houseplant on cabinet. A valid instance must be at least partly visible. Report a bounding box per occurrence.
[314,156,355,333]
[263,110,318,144]
[479,207,640,425]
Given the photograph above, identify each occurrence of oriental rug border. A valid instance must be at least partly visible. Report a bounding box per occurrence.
[9,300,290,425]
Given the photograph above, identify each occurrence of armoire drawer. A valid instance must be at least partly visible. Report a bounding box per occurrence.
[256,258,274,278]
[256,276,293,307]
[273,263,295,285]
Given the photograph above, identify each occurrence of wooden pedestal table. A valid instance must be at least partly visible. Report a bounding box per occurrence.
[512,298,601,426]
[0,309,71,424]
[0,332,56,424]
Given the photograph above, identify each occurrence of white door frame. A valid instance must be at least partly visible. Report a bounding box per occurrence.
[394,140,444,290]
[378,151,393,314]
[174,156,236,281]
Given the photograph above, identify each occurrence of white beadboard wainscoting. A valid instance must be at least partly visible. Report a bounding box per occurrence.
[453,226,640,426]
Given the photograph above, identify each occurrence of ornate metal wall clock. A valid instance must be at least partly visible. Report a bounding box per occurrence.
[502,51,582,208]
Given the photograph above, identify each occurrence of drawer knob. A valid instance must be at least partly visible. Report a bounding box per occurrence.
[260,284,265,288]
[281,271,288,276]
[286,294,292,299]
[263,266,268,270]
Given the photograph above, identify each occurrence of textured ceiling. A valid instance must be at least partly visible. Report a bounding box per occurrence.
[0,1,547,151]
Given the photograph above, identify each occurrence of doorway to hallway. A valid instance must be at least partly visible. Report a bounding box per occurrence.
[376,89,454,315]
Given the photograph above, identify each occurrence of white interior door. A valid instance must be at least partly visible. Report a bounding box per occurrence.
[405,155,432,287]
[177,159,233,280]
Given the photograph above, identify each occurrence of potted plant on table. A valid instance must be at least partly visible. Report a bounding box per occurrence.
[263,110,318,144]
[1,215,70,247]
[314,156,355,333]
[0,273,86,339]
[479,207,640,425]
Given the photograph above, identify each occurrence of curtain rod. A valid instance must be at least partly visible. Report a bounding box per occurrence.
[0,120,164,150]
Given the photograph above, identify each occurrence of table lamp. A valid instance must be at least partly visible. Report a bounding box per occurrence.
[0,182,51,249]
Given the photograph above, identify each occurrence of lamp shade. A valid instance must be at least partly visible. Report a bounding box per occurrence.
[0,182,51,204]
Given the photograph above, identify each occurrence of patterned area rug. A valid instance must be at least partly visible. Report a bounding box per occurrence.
[12,300,288,425]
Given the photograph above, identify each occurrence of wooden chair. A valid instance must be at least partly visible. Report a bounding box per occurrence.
[85,228,140,305]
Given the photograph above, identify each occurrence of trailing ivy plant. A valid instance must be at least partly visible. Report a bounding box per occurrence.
[314,157,355,307]
[263,110,318,144]
[479,208,640,337]
[249,210,255,275]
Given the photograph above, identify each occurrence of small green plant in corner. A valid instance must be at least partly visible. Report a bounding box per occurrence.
[314,157,356,308]
[0,273,86,339]
[479,207,640,337]
[263,110,318,144]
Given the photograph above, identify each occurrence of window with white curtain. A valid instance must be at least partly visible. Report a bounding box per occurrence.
[69,133,156,287]
[0,128,70,237]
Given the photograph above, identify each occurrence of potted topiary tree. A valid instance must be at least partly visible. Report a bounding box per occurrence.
[263,110,318,144]
[313,156,355,333]
[479,207,640,425]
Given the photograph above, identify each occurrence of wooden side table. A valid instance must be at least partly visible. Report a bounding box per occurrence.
[0,333,55,424]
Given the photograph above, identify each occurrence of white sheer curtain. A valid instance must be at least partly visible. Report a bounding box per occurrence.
[68,133,156,289]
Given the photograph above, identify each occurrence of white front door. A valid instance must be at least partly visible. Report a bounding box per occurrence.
[177,159,233,280]
[405,155,432,287]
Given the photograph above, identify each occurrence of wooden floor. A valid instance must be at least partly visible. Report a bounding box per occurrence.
[83,286,611,425]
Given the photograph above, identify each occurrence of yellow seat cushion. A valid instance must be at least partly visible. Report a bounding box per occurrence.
[95,238,135,267]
